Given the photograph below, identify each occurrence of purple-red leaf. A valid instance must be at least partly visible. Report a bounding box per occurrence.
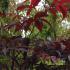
[15,23,23,31]
[35,20,43,31]
[30,0,41,7]
[22,18,34,31]
[34,11,47,20]
[17,5,29,11]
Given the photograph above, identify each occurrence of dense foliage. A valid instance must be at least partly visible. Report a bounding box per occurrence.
[0,0,70,70]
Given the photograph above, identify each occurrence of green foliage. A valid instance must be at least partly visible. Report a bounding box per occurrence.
[0,0,9,13]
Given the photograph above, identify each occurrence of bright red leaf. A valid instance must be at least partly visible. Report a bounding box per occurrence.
[49,6,56,16]
[57,5,68,18]
[51,0,70,18]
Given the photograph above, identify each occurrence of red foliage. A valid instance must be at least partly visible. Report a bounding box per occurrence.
[15,23,23,31]
[27,0,41,15]
[4,17,34,31]
[23,17,34,30]
[61,39,70,54]
[30,0,41,6]
[16,0,70,31]
[49,5,56,16]
[52,0,70,5]
[1,0,70,31]
[35,20,43,31]
[34,11,47,20]
[51,0,70,18]
[57,5,68,18]
[17,5,29,11]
